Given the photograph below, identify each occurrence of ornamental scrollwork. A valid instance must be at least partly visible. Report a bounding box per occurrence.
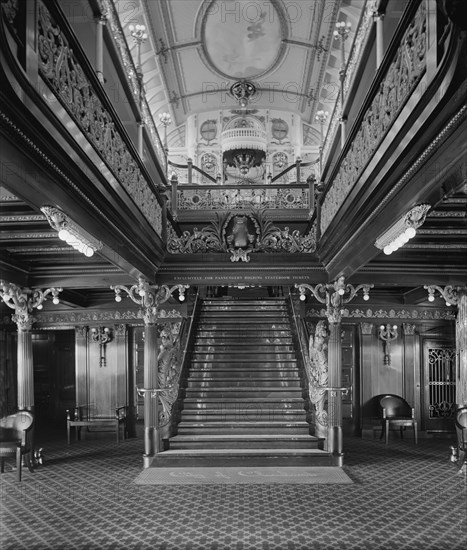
[36,1,162,237]
[306,321,329,438]
[157,322,186,433]
[167,209,316,259]
[177,186,309,210]
[321,1,426,235]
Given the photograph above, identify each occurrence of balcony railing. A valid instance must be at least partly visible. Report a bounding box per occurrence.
[320,0,428,236]
[167,159,318,217]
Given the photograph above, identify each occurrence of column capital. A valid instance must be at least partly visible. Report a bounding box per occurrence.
[361,322,373,335]
[12,312,35,332]
[402,323,416,336]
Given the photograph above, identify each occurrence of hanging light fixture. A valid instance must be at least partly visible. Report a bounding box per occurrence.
[230,80,257,109]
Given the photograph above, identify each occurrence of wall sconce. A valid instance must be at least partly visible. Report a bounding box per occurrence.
[91,326,113,367]
[379,324,398,365]
[41,206,103,258]
[375,204,431,255]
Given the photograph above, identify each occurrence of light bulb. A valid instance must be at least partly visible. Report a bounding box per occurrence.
[338,288,345,296]
[299,293,306,301]
[383,245,392,255]
[446,301,451,307]
[58,229,69,240]
[115,294,122,302]
[85,247,94,257]
[37,304,43,310]
[179,294,185,302]
[363,294,369,301]
[428,294,435,302]
[139,289,146,297]
[53,297,59,305]
[405,227,416,239]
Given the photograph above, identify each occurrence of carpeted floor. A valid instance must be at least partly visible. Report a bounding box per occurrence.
[1,423,466,550]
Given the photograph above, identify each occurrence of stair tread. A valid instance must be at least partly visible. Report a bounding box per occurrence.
[171,434,319,441]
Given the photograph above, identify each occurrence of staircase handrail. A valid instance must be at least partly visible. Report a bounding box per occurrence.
[158,289,202,439]
[168,160,217,184]
[287,292,312,406]
[271,159,319,184]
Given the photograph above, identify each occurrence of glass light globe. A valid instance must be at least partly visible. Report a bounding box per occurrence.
[299,293,306,301]
[53,297,59,305]
[115,294,122,302]
[405,227,416,239]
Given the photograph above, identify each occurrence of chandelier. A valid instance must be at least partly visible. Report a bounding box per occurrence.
[230,80,257,109]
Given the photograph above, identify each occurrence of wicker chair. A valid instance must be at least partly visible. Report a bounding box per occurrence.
[0,411,34,481]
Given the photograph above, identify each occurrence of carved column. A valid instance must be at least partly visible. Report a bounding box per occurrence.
[111,277,188,467]
[296,278,373,464]
[0,282,62,411]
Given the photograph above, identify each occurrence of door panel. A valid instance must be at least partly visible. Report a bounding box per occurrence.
[422,340,456,431]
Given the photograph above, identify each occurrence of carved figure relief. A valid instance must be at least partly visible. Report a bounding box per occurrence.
[307,320,329,438]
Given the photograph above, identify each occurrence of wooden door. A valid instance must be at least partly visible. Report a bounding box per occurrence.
[422,339,456,432]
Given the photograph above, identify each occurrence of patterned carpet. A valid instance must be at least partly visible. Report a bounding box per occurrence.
[1,424,466,550]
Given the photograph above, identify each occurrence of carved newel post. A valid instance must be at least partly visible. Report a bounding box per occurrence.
[111,277,188,467]
[0,281,62,411]
[296,278,372,465]
[425,285,467,406]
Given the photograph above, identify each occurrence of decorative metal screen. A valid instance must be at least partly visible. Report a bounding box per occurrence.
[427,346,456,418]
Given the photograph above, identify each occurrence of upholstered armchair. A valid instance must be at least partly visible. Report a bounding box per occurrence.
[454,406,467,472]
[379,395,418,445]
[0,411,34,481]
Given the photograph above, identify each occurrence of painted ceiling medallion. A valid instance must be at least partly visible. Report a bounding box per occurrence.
[202,0,284,79]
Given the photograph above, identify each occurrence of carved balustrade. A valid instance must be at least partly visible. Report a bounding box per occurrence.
[176,184,310,212]
[320,0,428,235]
[1,0,170,240]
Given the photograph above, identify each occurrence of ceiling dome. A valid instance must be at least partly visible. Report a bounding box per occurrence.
[201,0,285,79]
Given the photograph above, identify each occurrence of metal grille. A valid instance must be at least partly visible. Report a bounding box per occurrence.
[428,347,456,418]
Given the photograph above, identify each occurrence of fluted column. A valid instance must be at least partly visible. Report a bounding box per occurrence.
[327,321,342,456]
[14,313,34,410]
[0,282,62,411]
[142,311,159,465]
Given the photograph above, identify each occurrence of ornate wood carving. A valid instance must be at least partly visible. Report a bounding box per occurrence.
[321,2,427,234]
[36,1,162,237]
[168,210,316,255]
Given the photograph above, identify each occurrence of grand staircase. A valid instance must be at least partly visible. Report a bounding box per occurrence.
[157,297,331,466]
